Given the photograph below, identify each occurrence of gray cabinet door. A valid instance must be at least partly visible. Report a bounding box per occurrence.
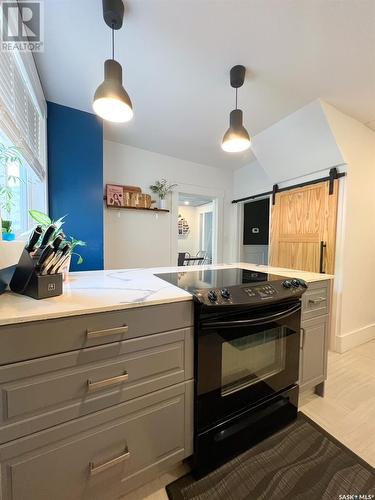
[0,384,187,500]
[300,315,328,388]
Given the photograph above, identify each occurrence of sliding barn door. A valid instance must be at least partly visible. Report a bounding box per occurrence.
[269,180,338,274]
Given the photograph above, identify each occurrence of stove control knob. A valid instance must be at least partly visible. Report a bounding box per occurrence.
[298,279,308,289]
[282,280,292,289]
[207,290,218,302]
[291,279,300,288]
[221,288,230,299]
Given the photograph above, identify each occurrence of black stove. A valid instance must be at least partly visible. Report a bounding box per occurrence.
[156,267,308,476]
[156,267,307,307]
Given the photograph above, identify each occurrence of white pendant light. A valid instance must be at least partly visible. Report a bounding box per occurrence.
[93,0,133,123]
[221,65,251,153]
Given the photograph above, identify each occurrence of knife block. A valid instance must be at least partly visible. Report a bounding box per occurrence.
[9,248,63,299]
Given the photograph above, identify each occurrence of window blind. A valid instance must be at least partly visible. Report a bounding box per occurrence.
[0,50,46,180]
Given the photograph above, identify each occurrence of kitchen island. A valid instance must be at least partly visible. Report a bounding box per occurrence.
[0,262,332,325]
[0,263,333,499]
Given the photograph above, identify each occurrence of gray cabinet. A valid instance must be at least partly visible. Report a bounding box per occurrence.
[0,300,194,499]
[299,280,330,396]
[0,383,193,500]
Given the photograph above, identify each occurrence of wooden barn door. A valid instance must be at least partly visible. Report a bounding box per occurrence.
[269,180,338,274]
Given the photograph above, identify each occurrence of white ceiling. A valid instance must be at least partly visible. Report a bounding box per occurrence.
[178,193,213,207]
[35,0,375,169]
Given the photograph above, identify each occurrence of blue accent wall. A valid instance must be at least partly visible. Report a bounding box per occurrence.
[47,102,104,271]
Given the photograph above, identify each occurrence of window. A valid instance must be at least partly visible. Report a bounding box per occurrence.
[0,129,45,235]
[0,46,47,237]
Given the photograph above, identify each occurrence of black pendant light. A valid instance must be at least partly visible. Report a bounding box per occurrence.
[221,65,251,153]
[93,0,133,123]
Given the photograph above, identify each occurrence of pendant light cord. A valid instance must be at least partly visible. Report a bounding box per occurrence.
[111,22,115,60]
[235,88,238,110]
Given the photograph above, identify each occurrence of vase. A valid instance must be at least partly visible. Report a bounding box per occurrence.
[2,233,15,241]
[159,199,167,210]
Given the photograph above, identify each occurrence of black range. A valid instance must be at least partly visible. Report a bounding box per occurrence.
[156,267,308,476]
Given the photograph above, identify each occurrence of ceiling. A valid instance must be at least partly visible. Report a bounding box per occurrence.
[35,0,375,169]
[178,193,213,207]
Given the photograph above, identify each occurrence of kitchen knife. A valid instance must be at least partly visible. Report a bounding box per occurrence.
[54,254,71,274]
[46,243,71,274]
[52,234,64,252]
[40,224,56,247]
[26,225,43,253]
[33,224,57,259]
[36,245,54,274]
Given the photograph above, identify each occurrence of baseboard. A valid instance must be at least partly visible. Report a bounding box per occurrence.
[335,322,375,352]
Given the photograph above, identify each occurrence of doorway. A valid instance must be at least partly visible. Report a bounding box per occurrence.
[177,193,216,265]
[241,198,270,265]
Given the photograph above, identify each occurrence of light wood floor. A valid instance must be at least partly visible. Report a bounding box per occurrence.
[124,338,375,499]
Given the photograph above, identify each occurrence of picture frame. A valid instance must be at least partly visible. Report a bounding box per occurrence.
[106,184,125,207]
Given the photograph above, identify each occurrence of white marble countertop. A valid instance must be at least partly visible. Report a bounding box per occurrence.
[0,262,333,326]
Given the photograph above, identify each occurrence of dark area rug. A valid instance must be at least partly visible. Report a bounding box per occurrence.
[167,413,375,500]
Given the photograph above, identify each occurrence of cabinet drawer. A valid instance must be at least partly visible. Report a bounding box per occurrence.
[0,328,193,444]
[0,301,193,365]
[302,281,329,321]
[0,383,189,500]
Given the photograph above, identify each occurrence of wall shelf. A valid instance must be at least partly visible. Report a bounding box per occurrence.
[105,204,170,213]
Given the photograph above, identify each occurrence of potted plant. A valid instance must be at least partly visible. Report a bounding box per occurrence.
[1,220,15,241]
[29,210,86,274]
[0,143,23,241]
[149,179,177,209]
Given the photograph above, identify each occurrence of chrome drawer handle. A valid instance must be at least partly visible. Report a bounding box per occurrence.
[87,372,129,391]
[308,297,326,305]
[86,325,128,339]
[89,448,130,476]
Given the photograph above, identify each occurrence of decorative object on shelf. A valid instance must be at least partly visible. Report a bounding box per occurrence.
[149,179,177,210]
[221,65,251,153]
[105,184,155,209]
[93,0,133,123]
[131,192,152,209]
[178,214,190,236]
[106,184,125,207]
[0,142,23,241]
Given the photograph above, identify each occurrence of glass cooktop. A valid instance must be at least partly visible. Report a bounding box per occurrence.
[155,267,286,294]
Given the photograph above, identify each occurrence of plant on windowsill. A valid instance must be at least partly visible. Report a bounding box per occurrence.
[149,179,177,210]
[29,210,86,267]
[0,143,23,242]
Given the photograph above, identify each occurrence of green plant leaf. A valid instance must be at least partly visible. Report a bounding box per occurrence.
[29,209,52,226]
[77,255,83,265]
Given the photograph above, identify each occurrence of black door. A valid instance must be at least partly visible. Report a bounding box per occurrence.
[243,198,270,245]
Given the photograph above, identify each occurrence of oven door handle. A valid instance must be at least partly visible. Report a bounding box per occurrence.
[202,302,301,329]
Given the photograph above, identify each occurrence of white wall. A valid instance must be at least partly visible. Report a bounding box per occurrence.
[322,103,375,351]
[177,205,199,256]
[233,160,272,201]
[251,99,345,183]
[178,202,215,258]
[104,141,233,269]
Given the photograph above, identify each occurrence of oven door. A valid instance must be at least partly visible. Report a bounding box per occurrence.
[196,300,301,432]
